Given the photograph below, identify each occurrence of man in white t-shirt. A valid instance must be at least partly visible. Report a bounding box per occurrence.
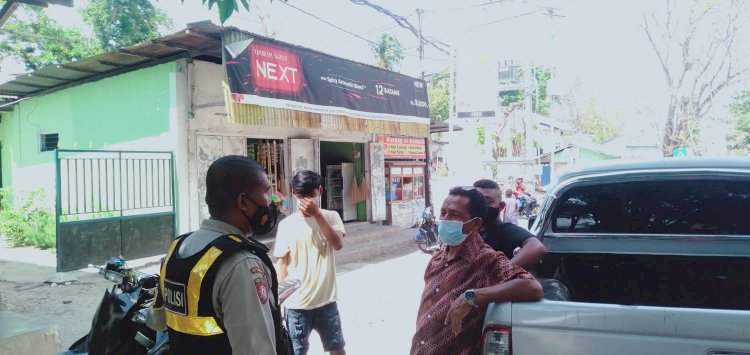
[274,170,347,355]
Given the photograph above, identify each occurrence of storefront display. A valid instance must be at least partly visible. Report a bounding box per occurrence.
[385,163,427,227]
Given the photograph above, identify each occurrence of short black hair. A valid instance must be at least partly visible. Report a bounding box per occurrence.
[205,155,266,217]
[292,170,323,197]
[448,186,487,220]
[473,179,500,190]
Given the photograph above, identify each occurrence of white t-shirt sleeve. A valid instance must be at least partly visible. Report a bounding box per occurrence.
[272,218,290,258]
[327,210,346,235]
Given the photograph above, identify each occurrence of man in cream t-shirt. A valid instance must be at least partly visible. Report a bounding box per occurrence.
[274,170,346,355]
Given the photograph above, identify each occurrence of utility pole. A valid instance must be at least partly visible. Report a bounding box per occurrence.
[416,8,425,80]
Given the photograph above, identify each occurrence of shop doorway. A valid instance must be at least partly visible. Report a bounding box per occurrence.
[319,141,366,222]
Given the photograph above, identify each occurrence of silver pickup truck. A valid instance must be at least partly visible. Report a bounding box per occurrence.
[482,159,750,355]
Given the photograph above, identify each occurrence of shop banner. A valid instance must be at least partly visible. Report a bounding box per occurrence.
[225,37,429,124]
[378,136,426,159]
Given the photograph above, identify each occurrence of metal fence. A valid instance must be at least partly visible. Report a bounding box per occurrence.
[55,149,176,271]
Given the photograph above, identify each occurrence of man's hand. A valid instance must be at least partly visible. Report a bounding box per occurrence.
[444,295,472,335]
[298,197,321,217]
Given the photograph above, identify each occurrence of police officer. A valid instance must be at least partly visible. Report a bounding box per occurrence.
[148,155,287,355]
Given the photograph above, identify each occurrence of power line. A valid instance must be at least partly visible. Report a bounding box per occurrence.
[280,1,450,62]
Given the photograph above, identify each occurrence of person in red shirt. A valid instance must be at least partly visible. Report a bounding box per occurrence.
[410,186,543,355]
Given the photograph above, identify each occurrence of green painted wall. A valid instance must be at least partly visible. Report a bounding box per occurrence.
[0,63,176,190]
[553,147,617,163]
[319,141,366,221]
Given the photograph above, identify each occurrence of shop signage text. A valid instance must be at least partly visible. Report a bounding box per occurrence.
[378,136,426,159]
[226,36,429,124]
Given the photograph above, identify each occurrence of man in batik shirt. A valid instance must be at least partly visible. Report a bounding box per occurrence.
[410,186,543,355]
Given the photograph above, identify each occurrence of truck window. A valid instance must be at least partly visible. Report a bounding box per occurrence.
[552,179,750,235]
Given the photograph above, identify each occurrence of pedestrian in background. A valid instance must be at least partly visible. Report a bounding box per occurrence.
[503,188,519,225]
[274,170,347,355]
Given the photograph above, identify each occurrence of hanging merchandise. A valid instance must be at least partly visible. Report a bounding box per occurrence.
[279,142,288,207]
[273,141,284,203]
[349,175,360,204]
[360,176,370,201]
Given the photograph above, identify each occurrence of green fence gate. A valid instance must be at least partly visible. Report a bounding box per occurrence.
[55,149,176,272]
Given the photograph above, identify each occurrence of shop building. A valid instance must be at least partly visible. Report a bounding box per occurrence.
[0,22,429,269]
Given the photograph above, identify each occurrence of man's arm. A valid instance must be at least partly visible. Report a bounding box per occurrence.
[474,278,543,306]
[444,278,542,335]
[313,212,344,250]
[511,237,548,270]
[276,253,289,282]
[216,256,276,355]
[299,197,345,250]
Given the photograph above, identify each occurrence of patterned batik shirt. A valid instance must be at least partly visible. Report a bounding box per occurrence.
[410,233,535,355]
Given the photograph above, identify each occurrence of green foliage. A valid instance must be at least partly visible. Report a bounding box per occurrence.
[497,65,551,116]
[0,7,99,71]
[511,132,525,157]
[0,189,55,250]
[574,99,624,143]
[184,0,251,24]
[476,126,486,146]
[532,66,552,116]
[490,132,506,161]
[428,70,450,121]
[0,2,172,71]
[371,33,405,71]
[83,0,173,52]
[499,90,524,108]
[490,164,498,179]
[729,90,750,153]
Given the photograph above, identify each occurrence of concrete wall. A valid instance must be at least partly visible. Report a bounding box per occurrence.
[0,63,178,208]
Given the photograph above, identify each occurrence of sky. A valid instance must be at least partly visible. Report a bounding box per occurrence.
[3,0,749,138]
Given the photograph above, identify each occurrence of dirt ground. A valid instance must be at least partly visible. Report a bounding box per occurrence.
[0,248,417,350]
[0,261,115,347]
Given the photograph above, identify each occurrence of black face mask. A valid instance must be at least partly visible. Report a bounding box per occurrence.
[243,197,278,236]
[485,206,500,225]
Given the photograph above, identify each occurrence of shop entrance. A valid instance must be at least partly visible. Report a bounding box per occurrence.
[319,141,367,222]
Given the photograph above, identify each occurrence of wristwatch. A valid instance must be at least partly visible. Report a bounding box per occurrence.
[463,289,478,308]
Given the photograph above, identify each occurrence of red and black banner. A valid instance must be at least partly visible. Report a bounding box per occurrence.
[224,36,429,124]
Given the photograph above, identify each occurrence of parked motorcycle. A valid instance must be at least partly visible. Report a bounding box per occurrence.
[58,257,166,355]
[59,256,300,355]
[517,192,539,218]
[415,206,441,254]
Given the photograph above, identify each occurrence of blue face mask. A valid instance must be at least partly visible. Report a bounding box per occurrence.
[438,218,476,246]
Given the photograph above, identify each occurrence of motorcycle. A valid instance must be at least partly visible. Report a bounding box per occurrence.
[415,206,441,254]
[58,257,166,355]
[517,192,539,218]
[59,256,300,355]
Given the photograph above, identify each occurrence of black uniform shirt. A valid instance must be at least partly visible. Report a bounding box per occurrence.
[480,220,536,259]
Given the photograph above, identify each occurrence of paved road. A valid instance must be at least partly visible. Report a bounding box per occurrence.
[306,251,431,354]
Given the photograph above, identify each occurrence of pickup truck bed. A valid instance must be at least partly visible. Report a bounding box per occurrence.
[486,300,750,355]
[481,159,750,355]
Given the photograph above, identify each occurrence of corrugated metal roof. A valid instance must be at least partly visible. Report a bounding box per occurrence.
[0,21,225,109]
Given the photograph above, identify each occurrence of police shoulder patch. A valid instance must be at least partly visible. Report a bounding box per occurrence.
[254,277,268,305]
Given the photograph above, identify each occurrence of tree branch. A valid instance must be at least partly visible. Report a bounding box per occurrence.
[642,13,673,86]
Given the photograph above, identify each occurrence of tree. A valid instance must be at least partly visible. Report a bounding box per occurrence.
[83,0,173,52]
[370,33,404,71]
[497,65,552,115]
[728,90,750,154]
[0,2,173,72]
[0,7,99,71]
[574,99,624,144]
[187,0,251,24]
[642,0,750,156]
[428,71,449,121]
